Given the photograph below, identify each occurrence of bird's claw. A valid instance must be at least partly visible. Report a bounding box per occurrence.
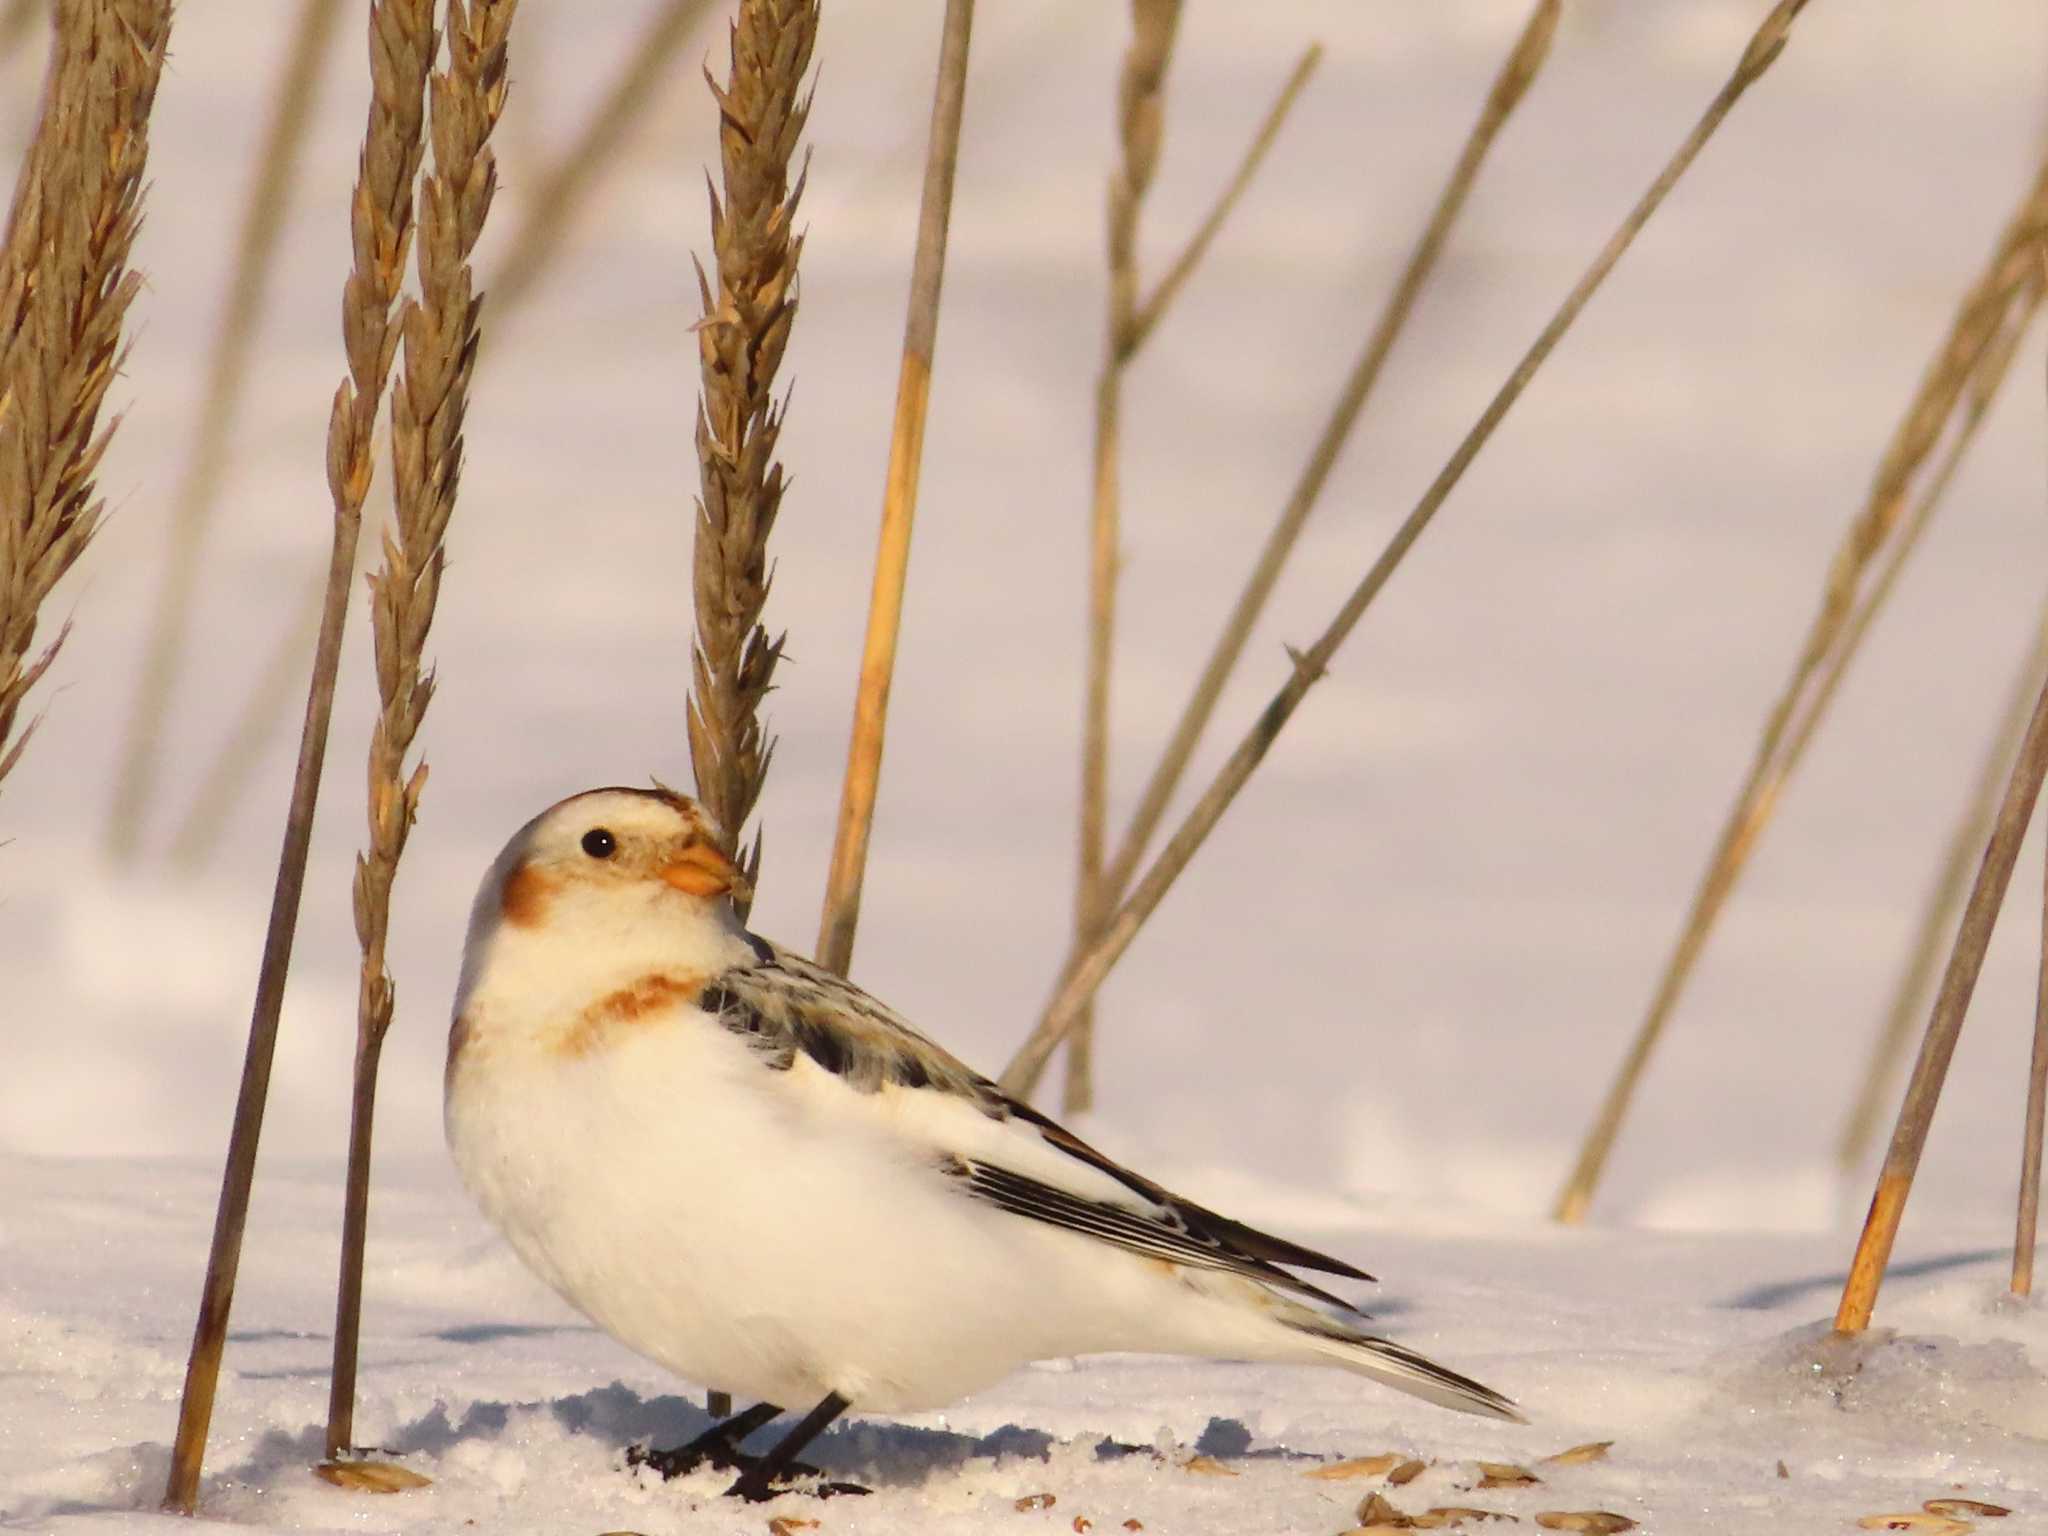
[724,1468,872,1503]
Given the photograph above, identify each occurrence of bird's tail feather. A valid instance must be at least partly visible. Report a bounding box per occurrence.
[1294,1316,1525,1422]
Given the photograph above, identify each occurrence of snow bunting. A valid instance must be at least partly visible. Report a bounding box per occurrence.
[446,786,1520,1500]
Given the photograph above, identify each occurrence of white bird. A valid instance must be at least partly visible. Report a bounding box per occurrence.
[446,786,1521,1501]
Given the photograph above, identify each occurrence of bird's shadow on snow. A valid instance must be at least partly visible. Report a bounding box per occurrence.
[373,1382,1298,1490]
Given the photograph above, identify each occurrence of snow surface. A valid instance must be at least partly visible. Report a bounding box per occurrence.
[5,1,2048,1530]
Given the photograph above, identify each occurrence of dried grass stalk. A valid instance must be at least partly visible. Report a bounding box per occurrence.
[166,0,434,1511]
[999,0,1811,1100]
[1554,150,2048,1225]
[1838,603,2048,1179]
[814,0,975,975]
[0,0,170,793]
[1837,662,2048,1332]
[2019,733,2048,1299]
[1067,0,1183,1116]
[684,0,814,891]
[1009,0,1558,1102]
[1101,0,1559,914]
[106,0,346,859]
[329,0,518,1458]
[1060,27,1321,1115]
[1830,304,2046,1175]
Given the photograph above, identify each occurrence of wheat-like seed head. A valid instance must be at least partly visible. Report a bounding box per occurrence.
[356,0,518,1045]
[685,0,817,879]
[0,0,170,789]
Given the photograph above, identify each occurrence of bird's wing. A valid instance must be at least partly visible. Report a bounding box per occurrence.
[704,940,1373,1311]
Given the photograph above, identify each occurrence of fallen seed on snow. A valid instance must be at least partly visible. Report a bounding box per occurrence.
[312,1460,432,1493]
[1540,1442,1612,1467]
[1857,1517,1971,1535]
[1389,1459,1428,1486]
[1477,1464,1541,1490]
[1181,1455,1238,1476]
[1357,1492,1412,1527]
[1014,1494,1056,1511]
[1924,1499,2011,1518]
[1308,1455,1405,1481]
[1533,1514,1634,1534]
[766,1519,819,1536]
[1775,1462,1789,1480]
[1121,1521,1143,1531]
[1072,1517,1092,1533]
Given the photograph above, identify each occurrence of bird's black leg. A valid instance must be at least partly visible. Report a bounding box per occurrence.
[724,1392,869,1502]
[630,1399,783,1479]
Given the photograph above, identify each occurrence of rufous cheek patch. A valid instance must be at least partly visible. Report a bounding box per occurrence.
[499,859,555,928]
[554,971,703,1058]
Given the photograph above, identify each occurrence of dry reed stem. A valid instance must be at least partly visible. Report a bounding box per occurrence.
[1838,609,2048,1183]
[330,0,517,1458]
[683,0,814,895]
[1123,44,1320,360]
[165,0,433,1510]
[997,0,1805,1101]
[1067,0,1182,1116]
[1094,0,1560,938]
[491,0,713,315]
[1066,41,1320,1112]
[0,0,170,794]
[1826,301,2045,1172]
[815,0,975,975]
[105,0,346,860]
[2019,750,2048,1298]
[1837,662,2048,1332]
[1553,151,2048,1225]
[1007,0,1559,1102]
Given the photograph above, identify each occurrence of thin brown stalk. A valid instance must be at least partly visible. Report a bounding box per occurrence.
[1067,39,1320,1115]
[1097,0,1560,953]
[1123,44,1321,360]
[166,0,433,1511]
[683,0,815,900]
[329,0,517,1459]
[815,0,974,976]
[1838,665,2048,1332]
[1554,151,2048,1226]
[491,0,714,315]
[1068,0,1182,1117]
[999,0,1807,1101]
[1838,600,2048,1178]
[2019,760,2048,1298]
[0,0,170,794]
[1830,306,2047,1174]
[105,0,346,860]
[1007,0,1560,1102]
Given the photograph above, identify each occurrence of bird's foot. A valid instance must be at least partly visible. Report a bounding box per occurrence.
[723,1465,872,1503]
[628,1428,754,1480]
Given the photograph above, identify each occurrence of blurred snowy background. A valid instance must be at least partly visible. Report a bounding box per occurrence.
[5,0,2048,1239]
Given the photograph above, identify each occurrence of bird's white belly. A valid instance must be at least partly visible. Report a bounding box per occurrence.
[447,1019,1139,1412]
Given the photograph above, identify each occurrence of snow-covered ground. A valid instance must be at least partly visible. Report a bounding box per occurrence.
[5,1,2048,1530]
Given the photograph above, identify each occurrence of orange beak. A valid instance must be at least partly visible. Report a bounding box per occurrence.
[659,839,750,902]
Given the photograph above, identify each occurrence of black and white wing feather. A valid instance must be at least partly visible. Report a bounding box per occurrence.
[705,938,1373,1310]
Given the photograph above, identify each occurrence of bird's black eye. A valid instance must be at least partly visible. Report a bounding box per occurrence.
[581,828,618,859]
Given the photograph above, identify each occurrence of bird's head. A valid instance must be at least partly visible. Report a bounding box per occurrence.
[454,785,753,1029]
